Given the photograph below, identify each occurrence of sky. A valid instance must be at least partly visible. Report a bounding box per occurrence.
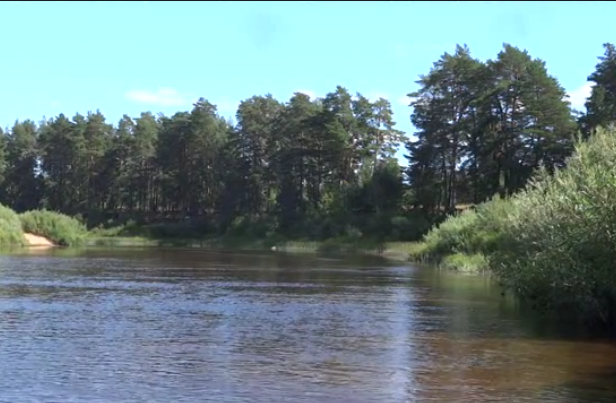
[1,1,614,164]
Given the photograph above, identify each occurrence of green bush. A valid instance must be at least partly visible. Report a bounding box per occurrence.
[0,204,25,246]
[491,128,616,327]
[390,213,433,241]
[440,253,489,273]
[89,219,140,237]
[417,128,616,329]
[421,209,480,258]
[413,197,511,264]
[144,221,198,239]
[225,216,277,239]
[20,210,87,246]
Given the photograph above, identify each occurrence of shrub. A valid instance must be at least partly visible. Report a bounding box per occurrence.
[440,253,489,273]
[418,128,616,330]
[391,213,433,241]
[225,216,276,239]
[413,197,511,264]
[89,219,140,237]
[0,204,25,246]
[144,221,198,239]
[20,210,87,246]
[491,128,616,328]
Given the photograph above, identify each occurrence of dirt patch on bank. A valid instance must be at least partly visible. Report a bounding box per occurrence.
[23,233,55,247]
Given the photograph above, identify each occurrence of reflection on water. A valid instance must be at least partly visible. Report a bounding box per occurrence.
[0,247,615,402]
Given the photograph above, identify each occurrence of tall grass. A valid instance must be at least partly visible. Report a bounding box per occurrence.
[410,128,616,331]
[20,210,87,246]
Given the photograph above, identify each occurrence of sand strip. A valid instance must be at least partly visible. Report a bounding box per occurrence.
[23,233,55,247]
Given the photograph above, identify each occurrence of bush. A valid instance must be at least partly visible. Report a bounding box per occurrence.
[413,197,511,264]
[225,216,276,239]
[89,219,140,237]
[390,213,433,241]
[417,128,616,330]
[0,204,25,246]
[144,221,198,239]
[490,128,616,328]
[440,253,489,273]
[20,210,87,246]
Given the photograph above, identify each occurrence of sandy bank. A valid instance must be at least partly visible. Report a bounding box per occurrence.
[23,233,55,247]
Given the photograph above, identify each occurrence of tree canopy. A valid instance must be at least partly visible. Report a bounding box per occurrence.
[0,43,610,241]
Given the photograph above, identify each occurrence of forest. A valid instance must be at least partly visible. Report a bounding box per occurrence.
[1,43,615,244]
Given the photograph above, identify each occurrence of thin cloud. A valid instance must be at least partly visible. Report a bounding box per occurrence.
[125,88,190,107]
[567,82,593,111]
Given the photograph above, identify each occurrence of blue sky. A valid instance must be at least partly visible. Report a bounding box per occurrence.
[1,1,613,163]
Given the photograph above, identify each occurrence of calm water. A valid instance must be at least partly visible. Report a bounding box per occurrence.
[0,247,615,403]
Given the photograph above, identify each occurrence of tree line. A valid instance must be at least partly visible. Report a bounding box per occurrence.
[1,87,409,239]
[407,43,616,214]
[1,43,615,241]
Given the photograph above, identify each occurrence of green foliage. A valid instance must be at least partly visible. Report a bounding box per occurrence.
[413,197,510,263]
[0,203,26,246]
[440,253,488,273]
[579,43,616,135]
[225,216,277,239]
[142,222,201,240]
[421,209,481,259]
[490,127,616,328]
[89,219,140,237]
[407,43,576,212]
[0,42,612,267]
[19,210,87,246]
[416,128,616,329]
[0,84,413,243]
[315,236,383,254]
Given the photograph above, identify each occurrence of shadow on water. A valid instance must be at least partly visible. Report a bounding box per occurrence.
[561,366,616,403]
[0,246,616,402]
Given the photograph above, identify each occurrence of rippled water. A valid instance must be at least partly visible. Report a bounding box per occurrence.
[0,247,615,402]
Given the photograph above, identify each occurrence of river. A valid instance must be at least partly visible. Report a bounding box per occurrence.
[0,247,615,402]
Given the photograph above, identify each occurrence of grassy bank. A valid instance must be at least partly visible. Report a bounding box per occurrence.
[20,210,87,246]
[86,231,417,262]
[407,197,509,273]
[85,211,436,261]
[0,204,27,246]
[0,207,88,248]
[408,127,616,332]
[0,205,419,261]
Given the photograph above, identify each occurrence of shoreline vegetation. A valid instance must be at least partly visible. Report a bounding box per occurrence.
[408,128,616,334]
[86,233,418,262]
[0,203,418,260]
[1,42,616,333]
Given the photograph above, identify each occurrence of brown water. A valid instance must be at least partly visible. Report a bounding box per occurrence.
[0,247,615,403]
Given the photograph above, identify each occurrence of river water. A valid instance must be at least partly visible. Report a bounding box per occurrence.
[0,247,615,403]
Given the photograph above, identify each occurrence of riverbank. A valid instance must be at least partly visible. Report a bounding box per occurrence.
[86,234,417,262]
[405,128,616,334]
[7,129,616,334]
[23,233,55,247]
[0,198,421,263]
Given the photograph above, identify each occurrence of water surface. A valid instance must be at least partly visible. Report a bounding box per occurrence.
[0,247,615,402]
